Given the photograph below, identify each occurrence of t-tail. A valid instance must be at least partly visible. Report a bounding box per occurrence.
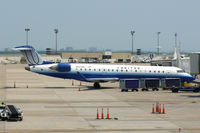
[14,45,52,66]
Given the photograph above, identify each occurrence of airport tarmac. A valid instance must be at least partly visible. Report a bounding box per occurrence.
[1,64,200,133]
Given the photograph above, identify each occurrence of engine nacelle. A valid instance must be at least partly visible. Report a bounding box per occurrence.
[57,63,71,72]
[50,63,71,72]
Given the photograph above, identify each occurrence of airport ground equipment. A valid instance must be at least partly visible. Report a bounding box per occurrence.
[143,78,160,91]
[0,105,23,121]
[161,78,200,93]
[0,105,5,120]
[161,78,181,92]
[120,78,160,92]
[120,79,140,92]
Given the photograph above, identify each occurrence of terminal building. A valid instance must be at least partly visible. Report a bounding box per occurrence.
[190,52,200,75]
[61,51,132,63]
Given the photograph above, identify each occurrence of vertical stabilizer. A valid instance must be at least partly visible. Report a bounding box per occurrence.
[14,45,43,65]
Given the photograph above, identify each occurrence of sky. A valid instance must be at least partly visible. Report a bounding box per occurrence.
[0,0,200,52]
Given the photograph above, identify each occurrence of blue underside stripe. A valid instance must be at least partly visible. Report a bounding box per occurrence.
[33,71,192,82]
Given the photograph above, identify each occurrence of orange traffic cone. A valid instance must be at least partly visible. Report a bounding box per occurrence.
[152,104,155,113]
[159,104,162,114]
[156,102,159,112]
[72,80,74,86]
[162,104,165,114]
[101,108,104,119]
[107,108,110,119]
[97,108,99,119]
[80,82,82,86]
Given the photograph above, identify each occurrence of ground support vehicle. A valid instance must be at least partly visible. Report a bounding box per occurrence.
[161,78,181,92]
[161,78,200,93]
[0,105,23,121]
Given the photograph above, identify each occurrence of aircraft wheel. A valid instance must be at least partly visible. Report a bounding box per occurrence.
[172,88,178,93]
[193,89,200,93]
[94,82,100,89]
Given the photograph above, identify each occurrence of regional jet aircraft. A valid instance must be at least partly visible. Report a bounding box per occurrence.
[14,45,195,88]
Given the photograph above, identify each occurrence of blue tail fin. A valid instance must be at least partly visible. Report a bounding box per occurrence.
[14,45,44,65]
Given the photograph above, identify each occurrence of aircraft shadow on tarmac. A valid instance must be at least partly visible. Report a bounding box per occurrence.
[44,85,117,90]
[4,85,116,90]
[181,95,200,98]
[82,86,116,91]
[44,87,76,89]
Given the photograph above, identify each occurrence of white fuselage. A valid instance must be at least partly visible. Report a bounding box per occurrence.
[28,63,194,83]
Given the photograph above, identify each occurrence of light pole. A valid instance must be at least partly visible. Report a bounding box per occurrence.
[130,30,135,55]
[157,32,161,55]
[175,32,177,47]
[25,28,30,45]
[54,29,59,53]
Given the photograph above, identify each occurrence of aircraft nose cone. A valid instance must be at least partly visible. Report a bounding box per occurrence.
[187,75,195,82]
[25,66,30,71]
[190,76,195,81]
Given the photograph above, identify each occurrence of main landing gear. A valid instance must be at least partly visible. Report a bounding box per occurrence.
[94,82,101,89]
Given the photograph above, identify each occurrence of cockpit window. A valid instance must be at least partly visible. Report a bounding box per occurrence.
[177,70,184,73]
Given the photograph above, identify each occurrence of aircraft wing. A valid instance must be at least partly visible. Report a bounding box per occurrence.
[86,78,119,82]
[76,72,119,82]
